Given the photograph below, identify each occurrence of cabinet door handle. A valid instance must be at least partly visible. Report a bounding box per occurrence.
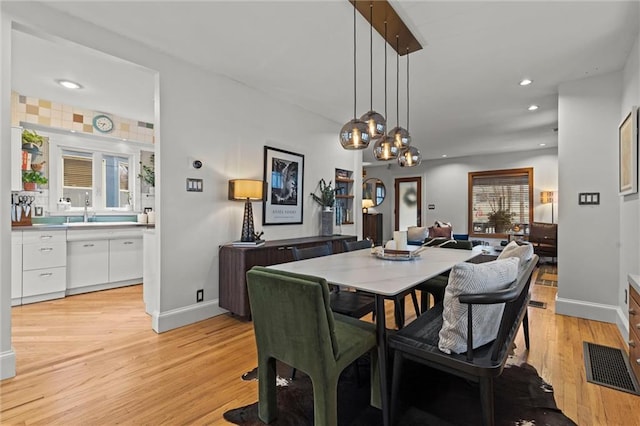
[123,241,134,245]
[277,246,293,250]
[40,235,53,240]
[39,272,53,277]
[630,309,637,316]
[40,247,53,252]
[636,323,640,330]
[637,359,640,366]
[630,340,636,348]
[83,243,95,247]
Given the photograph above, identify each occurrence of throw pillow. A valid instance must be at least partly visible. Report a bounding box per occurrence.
[435,220,452,228]
[429,225,452,239]
[498,240,534,269]
[407,226,429,243]
[438,257,519,354]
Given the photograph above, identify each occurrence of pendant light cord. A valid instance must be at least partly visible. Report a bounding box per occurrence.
[396,35,400,127]
[353,4,357,119]
[406,47,410,131]
[384,21,387,120]
[369,4,373,111]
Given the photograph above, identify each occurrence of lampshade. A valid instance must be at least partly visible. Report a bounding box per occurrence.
[540,191,555,204]
[362,199,375,209]
[228,179,265,201]
[373,134,399,160]
[398,146,422,167]
[228,179,265,243]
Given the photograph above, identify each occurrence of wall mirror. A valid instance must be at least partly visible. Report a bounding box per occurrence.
[363,178,386,206]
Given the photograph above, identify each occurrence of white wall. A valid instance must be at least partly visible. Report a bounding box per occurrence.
[618,33,640,337]
[557,72,622,323]
[0,3,360,378]
[365,148,558,242]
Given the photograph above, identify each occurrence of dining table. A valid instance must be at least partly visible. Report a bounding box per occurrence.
[268,244,486,426]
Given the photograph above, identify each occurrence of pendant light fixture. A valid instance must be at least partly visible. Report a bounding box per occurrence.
[387,35,411,151]
[340,4,371,150]
[360,3,385,139]
[398,47,422,167]
[373,20,399,161]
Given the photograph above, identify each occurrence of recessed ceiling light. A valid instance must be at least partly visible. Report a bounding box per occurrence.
[539,143,546,147]
[441,154,447,158]
[56,79,83,89]
[528,104,539,111]
[519,79,533,86]
[69,129,76,133]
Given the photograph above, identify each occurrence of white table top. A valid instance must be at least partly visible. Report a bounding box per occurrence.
[268,246,483,297]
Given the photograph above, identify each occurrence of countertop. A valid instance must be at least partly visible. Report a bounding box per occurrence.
[13,222,155,231]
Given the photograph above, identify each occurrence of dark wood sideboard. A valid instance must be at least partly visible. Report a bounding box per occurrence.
[219,235,356,318]
[363,213,383,246]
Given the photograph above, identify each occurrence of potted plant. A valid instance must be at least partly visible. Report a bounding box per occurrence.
[138,154,155,193]
[22,170,48,191]
[310,178,335,211]
[21,129,45,154]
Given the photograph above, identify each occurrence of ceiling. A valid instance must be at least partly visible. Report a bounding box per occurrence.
[11,1,639,164]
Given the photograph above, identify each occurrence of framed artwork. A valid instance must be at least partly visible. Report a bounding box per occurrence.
[262,146,304,225]
[619,106,638,196]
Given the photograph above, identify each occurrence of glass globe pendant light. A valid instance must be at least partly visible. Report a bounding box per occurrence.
[340,4,370,150]
[360,3,385,139]
[387,35,411,151]
[398,48,422,167]
[374,20,399,161]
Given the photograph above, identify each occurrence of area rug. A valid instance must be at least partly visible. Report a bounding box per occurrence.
[223,358,576,425]
[535,263,558,287]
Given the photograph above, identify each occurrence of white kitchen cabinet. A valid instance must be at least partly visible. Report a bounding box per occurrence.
[11,126,22,191]
[67,240,109,290]
[109,237,143,283]
[11,231,23,306]
[21,229,66,304]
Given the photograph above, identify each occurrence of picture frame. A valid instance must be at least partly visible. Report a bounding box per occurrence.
[262,146,304,225]
[619,106,638,196]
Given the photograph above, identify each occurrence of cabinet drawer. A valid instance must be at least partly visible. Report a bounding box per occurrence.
[23,242,67,270]
[23,230,66,244]
[629,286,640,382]
[23,266,66,297]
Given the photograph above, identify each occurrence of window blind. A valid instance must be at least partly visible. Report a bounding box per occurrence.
[63,156,92,188]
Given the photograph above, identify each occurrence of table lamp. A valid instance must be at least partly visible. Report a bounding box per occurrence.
[228,179,265,242]
[362,199,375,213]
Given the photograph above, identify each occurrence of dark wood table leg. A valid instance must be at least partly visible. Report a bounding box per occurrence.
[375,294,390,426]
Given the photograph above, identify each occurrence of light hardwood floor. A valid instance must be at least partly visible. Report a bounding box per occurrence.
[1,269,639,425]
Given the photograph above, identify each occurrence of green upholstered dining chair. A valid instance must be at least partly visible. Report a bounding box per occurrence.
[246,266,379,425]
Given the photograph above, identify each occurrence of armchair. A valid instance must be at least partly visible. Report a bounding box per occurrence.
[528,222,557,260]
[246,266,379,425]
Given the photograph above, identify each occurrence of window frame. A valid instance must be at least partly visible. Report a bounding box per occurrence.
[468,167,533,239]
[44,129,151,215]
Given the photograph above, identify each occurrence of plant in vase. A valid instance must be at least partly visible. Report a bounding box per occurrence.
[21,129,45,153]
[138,154,155,194]
[22,170,48,191]
[310,178,335,211]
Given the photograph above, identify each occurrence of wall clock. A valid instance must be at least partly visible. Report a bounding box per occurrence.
[93,114,114,133]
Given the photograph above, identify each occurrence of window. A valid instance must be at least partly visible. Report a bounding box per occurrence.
[45,130,147,214]
[468,168,533,237]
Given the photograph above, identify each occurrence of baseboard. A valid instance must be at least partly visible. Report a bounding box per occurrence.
[151,299,227,333]
[0,348,16,380]
[66,279,140,296]
[555,295,619,323]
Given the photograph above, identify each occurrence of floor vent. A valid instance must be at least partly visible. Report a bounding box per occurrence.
[583,342,640,395]
[528,300,546,309]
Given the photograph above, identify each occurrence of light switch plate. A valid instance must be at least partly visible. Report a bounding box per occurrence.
[186,178,203,192]
[578,192,599,205]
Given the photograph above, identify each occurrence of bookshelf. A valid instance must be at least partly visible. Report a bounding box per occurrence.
[334,168,354,225]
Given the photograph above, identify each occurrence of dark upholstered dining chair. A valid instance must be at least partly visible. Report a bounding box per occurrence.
[528,222,557,262]
[246,266,379,426]
[342,239,421,329]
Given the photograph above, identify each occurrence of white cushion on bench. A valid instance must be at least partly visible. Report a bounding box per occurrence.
[439,257,519,354]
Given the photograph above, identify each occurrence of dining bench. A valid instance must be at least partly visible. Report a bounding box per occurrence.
[388,253,539,426]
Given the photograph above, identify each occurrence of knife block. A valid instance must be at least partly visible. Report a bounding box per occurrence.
[11,205,32,227]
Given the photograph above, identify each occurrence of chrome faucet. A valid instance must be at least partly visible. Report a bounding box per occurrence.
[83,192,90,222]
